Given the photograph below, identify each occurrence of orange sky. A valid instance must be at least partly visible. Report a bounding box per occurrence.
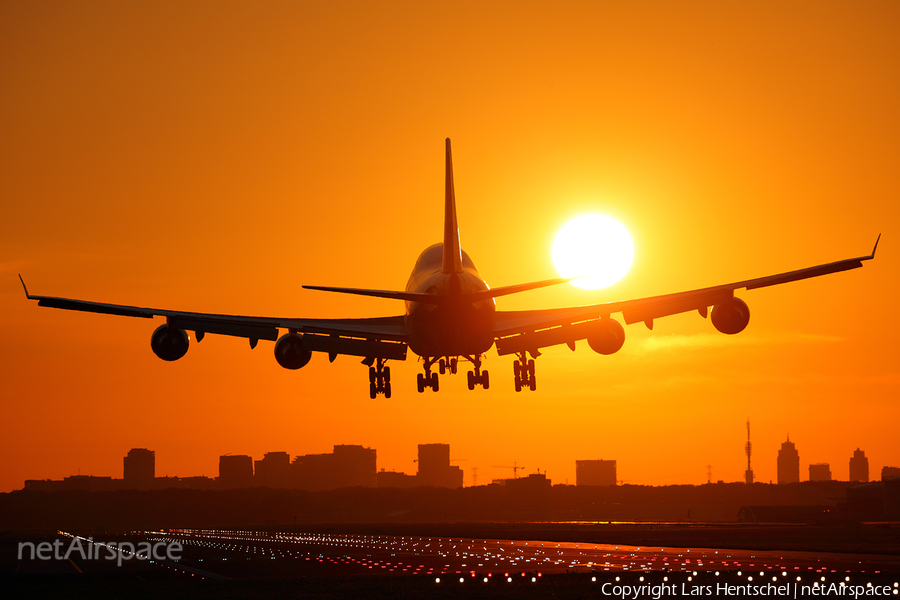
[1,1,898,494]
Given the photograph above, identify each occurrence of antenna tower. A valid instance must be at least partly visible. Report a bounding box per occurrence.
[744,419,754,485]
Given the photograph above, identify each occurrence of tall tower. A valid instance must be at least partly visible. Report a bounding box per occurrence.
[777,435,800,484]
[744,420,754,485]
[849,448,869,482]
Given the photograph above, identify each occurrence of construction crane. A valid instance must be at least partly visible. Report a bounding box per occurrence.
[491,462,524,478]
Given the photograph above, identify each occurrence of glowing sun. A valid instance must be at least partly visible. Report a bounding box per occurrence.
[552,214,634,289]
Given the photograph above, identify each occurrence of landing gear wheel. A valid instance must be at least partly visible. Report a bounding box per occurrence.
[450,358,458,374]
[431,371,439,392]
[439,359,446,375]
[482,370,490,390]
[383,366,391,382]
[369,366,376,383]
[369,382,377,399]
[417,373,425,393]
[529,374,536,391]
[384,382,392,399]
[467,371,475,391]
[527,359,535,379]
[514,372,522,392]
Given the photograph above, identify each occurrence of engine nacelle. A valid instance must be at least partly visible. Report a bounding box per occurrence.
[274,332,312,370]
[711,297,750,335]
[150,324,189,361]
[587,318,626,355]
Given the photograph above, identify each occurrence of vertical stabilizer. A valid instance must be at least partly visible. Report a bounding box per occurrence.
[442,138,464,274]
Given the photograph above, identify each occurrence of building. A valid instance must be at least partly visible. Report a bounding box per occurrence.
[882,466,900,481]
[575,459,617,486]
[254,451,291,488]
[218,454,254,489]
[776,437,800,484]
[291,444,376,491]
[376,470,418,488]
[123,448,155,482]
[808,463,832,482]
[849,448,869,482]
[415,443,463,488]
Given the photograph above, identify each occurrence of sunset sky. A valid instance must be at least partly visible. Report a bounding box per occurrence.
[1,1,897,494]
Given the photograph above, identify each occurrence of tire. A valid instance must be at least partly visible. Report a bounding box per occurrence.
[527,359,535,378]
[384,382,392,399]
[467,371,475,391]
[439,359,446,375]
[431,371,439,392]
[530,374,537,391]
[450,358,458,374]
[368,366,376,383]
[482,370,490,390]
[417,373,425,393]
[383,366,391,382]
[369,382,377,399]
[514,374,521,392]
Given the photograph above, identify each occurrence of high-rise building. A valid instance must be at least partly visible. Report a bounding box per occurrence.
[575,460,617,486]
[776,436,800,484]
[809,463,832,482]
[849,448,869,482]
[881,466,900,481]
[291,445,376,490]
[123,448,155,481]
[218,454,254,489]
[254,451,291,488]
[416,443,463,488]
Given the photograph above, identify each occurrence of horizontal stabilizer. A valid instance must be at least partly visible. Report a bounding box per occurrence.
[303,276,573,304]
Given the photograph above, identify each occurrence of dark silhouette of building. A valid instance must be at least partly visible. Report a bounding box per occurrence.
[291,444,376,491]
[777,436,800,484]
[809,463,831,482]
[882,466,900,481]
[376,469,417,488]
[218,454,254,489]
[123,448,155,482]
[576,459,617,486]
[849,448,868,482]
[255,451,291,488]
[415,444,463,488]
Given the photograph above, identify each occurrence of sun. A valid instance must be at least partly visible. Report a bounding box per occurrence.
[551,214,634,289]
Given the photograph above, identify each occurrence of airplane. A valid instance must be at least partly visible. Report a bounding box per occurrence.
[20,139,879,399]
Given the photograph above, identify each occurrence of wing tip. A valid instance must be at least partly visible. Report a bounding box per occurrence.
[18,274,32,299]
[870,233,881,258]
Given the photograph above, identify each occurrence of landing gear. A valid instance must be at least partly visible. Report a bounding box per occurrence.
[367,359,392,399]
[438,357,458,375]
[417,357,440,393]
[466,355,489,390]
[513,353,536,392]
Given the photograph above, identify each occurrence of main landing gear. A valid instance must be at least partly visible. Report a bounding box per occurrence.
[365,357,391,399]
[513,352,536,392]
[466,355,489,390]
[417,357,440,393]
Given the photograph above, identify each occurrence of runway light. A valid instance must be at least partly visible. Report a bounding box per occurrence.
[592,577,597,582]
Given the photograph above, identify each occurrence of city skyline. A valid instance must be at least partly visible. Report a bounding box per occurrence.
[1,2,898,494]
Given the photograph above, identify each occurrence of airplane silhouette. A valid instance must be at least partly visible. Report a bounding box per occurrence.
[20,139,879,398]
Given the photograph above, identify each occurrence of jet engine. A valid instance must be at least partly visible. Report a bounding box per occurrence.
[274,332,312,370]
[711,297,750,335]
[150,324,189,361]
[587,317,626,355]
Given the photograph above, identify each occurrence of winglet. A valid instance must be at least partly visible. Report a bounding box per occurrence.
[441,138,464,274]
[18,274,33,299]
[870,233,881,259]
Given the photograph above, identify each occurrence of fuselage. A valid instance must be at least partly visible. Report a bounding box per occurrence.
[404,243,496,358]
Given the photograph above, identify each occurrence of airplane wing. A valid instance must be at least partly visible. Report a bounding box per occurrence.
[18,275,407,360]
[493,236,880,356]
